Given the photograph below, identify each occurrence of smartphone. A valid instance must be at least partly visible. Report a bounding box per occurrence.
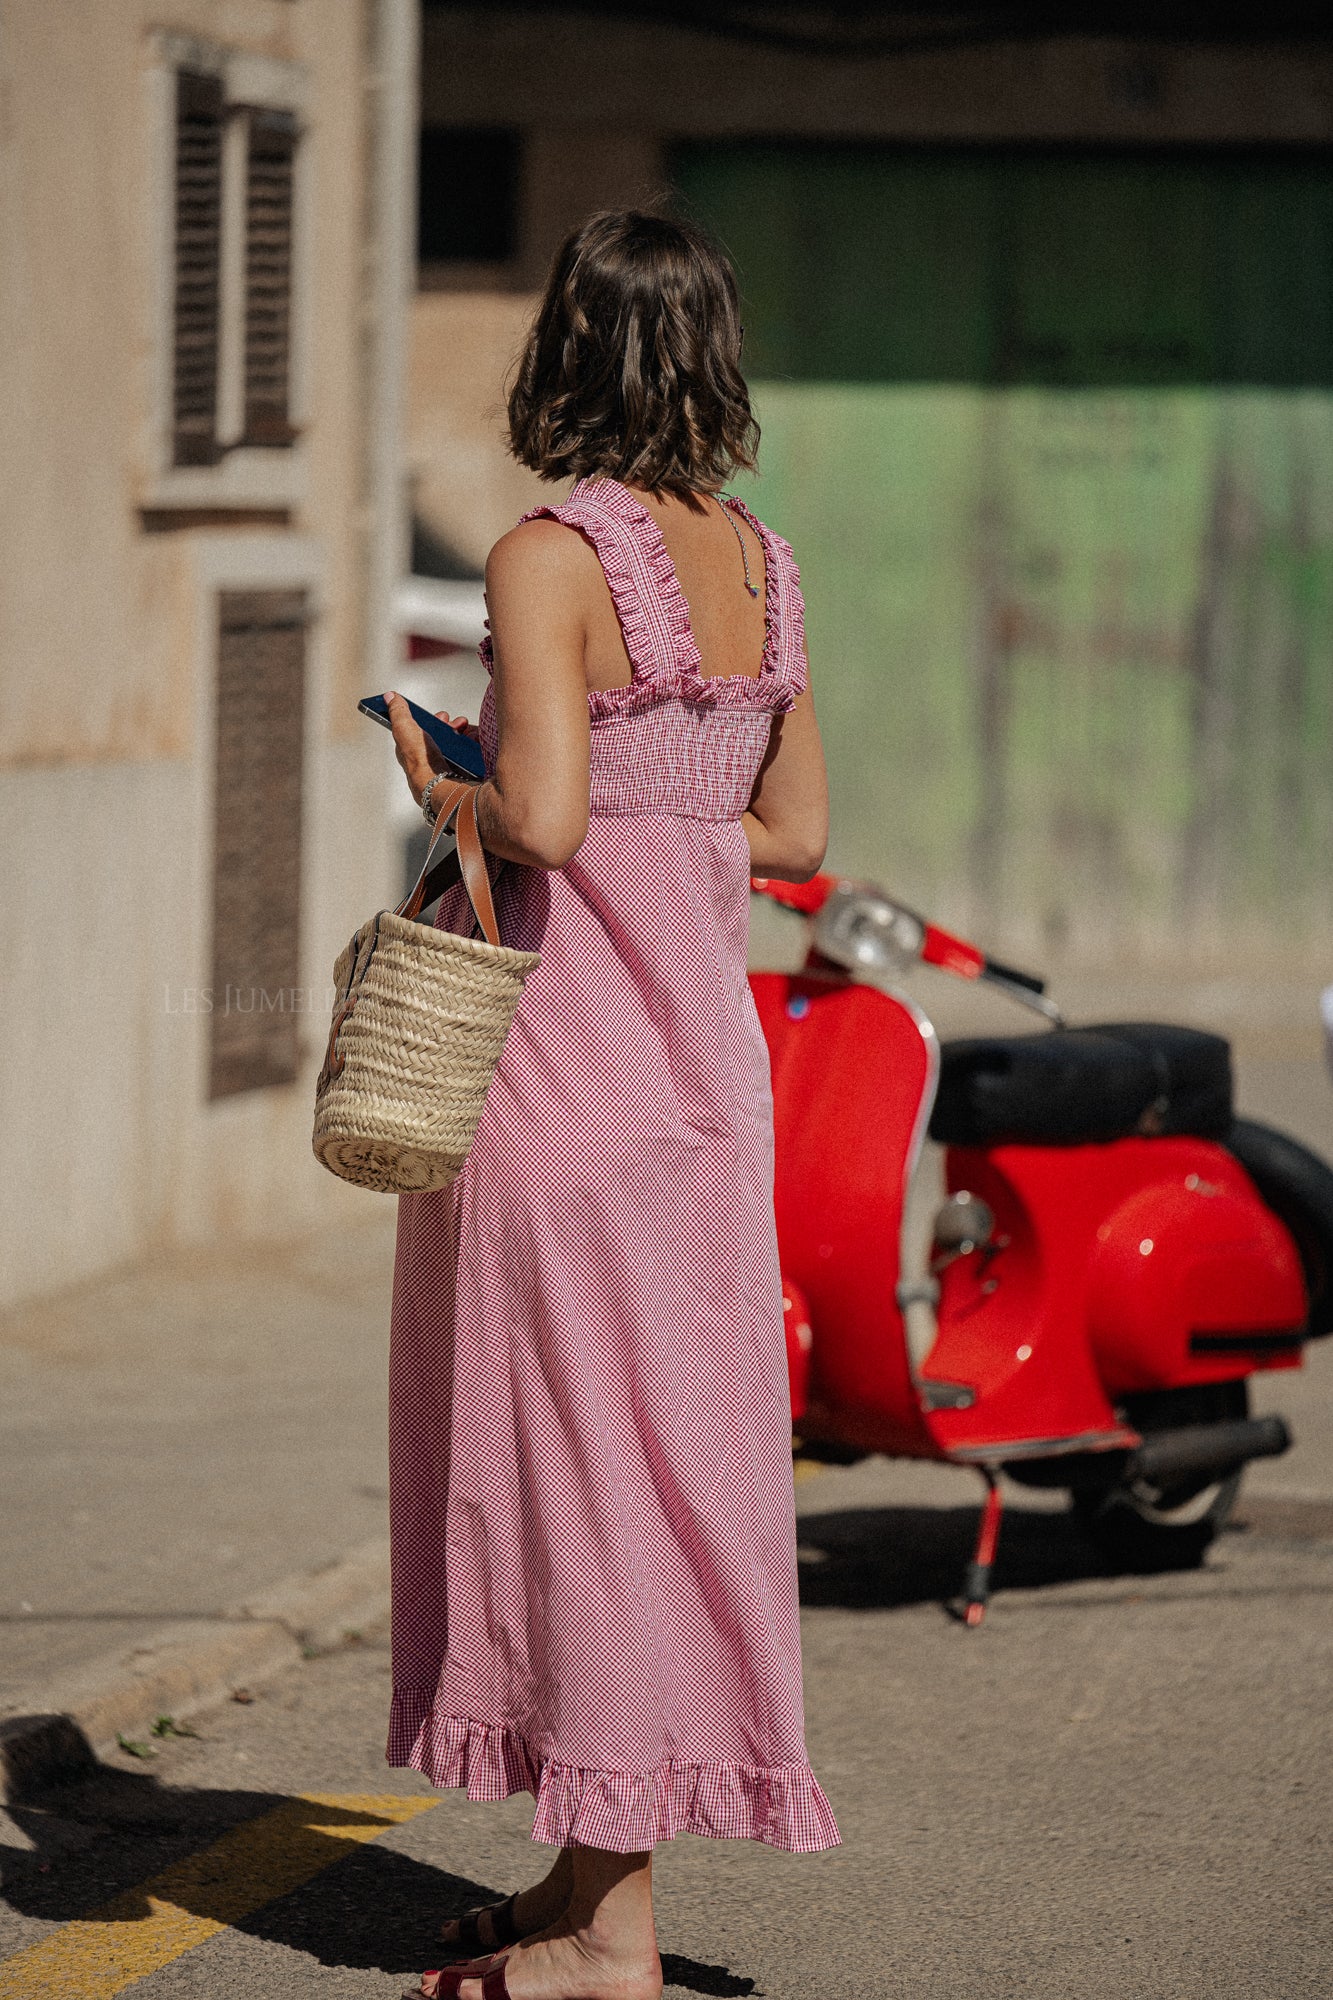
[358,692,486,782]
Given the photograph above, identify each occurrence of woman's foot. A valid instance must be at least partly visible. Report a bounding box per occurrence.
[450,1843,662,2000]
[418,1841,659,2000]
[450,1917,662,2000]
[440,1851,573,1955]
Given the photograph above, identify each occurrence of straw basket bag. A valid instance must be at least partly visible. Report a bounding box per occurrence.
[313,779,539,1193]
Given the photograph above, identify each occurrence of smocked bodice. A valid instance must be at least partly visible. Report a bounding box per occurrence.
[475,477,808,821]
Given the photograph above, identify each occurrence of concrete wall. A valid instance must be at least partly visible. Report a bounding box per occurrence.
[409,11,1333,574]
[409,12,1333,976]
[0,0,418,1309]
[421,12,1333,155]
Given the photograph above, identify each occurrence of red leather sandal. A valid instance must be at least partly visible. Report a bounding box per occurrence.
[442,1893,521,1955]
[402,1959,494,2000]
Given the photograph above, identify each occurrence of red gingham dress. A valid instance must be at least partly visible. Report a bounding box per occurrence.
[387,477,840,1854]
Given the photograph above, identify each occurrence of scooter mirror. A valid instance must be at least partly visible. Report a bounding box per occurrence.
[813,884,926,975]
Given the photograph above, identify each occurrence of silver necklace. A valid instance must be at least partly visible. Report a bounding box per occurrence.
[716,496,760,598]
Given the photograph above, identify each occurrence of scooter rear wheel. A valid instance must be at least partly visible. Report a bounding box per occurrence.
[1071,1381,1249,1571]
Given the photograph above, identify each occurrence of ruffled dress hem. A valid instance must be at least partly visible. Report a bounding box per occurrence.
[387,1694,841,1854]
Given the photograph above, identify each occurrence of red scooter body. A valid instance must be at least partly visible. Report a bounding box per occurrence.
[752,875,1324,1618]
[756,972,939,1459]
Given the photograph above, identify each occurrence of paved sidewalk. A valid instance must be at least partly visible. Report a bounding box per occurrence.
[4,1021,1331,1726]
[0,1209,398,1712]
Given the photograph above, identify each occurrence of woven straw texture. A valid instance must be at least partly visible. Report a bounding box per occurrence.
[313,908,538,1193]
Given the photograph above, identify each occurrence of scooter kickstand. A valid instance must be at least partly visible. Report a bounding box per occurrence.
[962,1468,1004,1628]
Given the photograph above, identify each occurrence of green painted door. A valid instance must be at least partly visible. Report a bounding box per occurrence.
[675,144,1333,965]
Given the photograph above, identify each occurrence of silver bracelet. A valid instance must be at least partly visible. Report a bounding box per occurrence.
[419,774,447,826]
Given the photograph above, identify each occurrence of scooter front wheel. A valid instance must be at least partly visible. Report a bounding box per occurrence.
[1071,1381,1249,1571]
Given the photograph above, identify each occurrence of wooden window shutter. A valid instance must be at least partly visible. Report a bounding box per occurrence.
[243,108,298,446]
[172,70,224,467]
[209,589,307,1099]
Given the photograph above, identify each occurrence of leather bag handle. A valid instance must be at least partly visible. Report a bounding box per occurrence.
[396,779,502,947]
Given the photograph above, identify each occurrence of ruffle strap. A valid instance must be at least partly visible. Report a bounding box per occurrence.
[388,1694,841,1854]
[479,481,805,722]
[518,489,696,700]
[722,495,809,701]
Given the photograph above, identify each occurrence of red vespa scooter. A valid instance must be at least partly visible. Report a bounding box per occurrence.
[751,874,1333,1624]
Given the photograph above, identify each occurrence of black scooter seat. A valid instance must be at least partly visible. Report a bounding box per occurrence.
[929,1021,1234,1148]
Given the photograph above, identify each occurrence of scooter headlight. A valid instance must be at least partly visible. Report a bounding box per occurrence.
[814,885,926,975]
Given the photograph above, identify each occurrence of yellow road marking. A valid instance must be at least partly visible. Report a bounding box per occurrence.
[0,1791,439,1999]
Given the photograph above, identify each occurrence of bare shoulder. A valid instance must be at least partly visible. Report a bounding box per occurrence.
[485,515,602,601]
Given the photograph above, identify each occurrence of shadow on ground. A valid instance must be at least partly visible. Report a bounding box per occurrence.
[794,1489,1333,1617]
[795,1498,1111,1615]
[1,1764,758,1995]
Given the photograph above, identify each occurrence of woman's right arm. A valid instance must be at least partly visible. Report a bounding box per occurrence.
[389,520,591,870]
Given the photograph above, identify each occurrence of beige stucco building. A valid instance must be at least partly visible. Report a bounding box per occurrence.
[1,0,417,1309]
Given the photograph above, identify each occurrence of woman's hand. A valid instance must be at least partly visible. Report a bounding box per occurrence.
[384,693,478,808]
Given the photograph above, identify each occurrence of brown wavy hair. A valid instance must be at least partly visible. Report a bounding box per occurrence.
[507,210,759,496]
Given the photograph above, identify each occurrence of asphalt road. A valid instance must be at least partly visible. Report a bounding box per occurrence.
[4,996,1331,1996]
[3,1448,1331,2000]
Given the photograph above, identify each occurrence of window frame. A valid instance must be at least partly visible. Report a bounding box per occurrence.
[142,33,312,510]
[208,583,310,1099]
[186,534,325,1108]
[416,123,525,283]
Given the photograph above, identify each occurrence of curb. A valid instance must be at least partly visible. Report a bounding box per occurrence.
[0,1536,389,1800]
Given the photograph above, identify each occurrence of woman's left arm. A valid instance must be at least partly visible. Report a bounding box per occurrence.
[743,677,829,883]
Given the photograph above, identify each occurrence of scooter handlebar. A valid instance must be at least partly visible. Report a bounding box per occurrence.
[921,923,985,980]
[750,874,836,915]
[919,927,1047,996]
[750,876,1058,1017]
[980,954,1047,997]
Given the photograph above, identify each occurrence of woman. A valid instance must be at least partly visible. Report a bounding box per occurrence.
[386,209,836,2000]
